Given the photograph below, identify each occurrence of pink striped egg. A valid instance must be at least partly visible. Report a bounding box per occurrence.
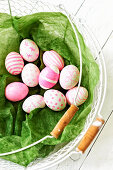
[66,87,88,106]
[5,82,29,102]
[22,95,45,113]
[5,52,24,75]
[59,65,80,90]
[39,65,59,89]
[21,63,40,87]
[43,50,64,71]
[44,89,66,111]
[20,39,39,62]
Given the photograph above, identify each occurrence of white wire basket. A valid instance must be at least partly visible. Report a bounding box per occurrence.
[0,0,106,170]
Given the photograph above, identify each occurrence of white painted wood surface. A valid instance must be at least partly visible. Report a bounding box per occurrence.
[46,0,113,169]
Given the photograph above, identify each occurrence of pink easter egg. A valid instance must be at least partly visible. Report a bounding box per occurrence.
[5,82,29,102]
[5,52,24,75]
[44,89,66,111]
[22,95,45,113]
[21,63,40,87]
[59,65,80,90]
[20,39,39,62]
[43,50,64,71]
[39,65,59,89]
[66,87,88,106]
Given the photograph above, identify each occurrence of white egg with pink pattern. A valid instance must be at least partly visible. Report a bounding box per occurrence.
[60,65,80,90]
[44,89,66,111]
[39,65,59,89]
[20,39,39,62]
[22,95,45,113]
[5,52,24,75]
[21,63,40,87]
[43,50,64,71]
[66,87,88,106]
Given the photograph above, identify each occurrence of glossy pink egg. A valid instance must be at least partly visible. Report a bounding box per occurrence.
[39,65,59,89]
[43,50,64,71]
[5,52,24,75]
[5,82,29,102]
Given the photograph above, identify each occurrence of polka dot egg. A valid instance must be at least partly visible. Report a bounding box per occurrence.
[59,65,80,90]
[20,39,39,62]
[22,95,45,113]
[5,52,24,75]
[43,50,64,71]
[44,89,66,111]
[21,63,40,87]
[39,65,59,89]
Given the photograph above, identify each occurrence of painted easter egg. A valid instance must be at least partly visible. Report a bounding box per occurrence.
[21,63,40,87]
[43,50,64,71]
[44,89,66,111]
[22,95,45,113]
[66,87,88,106]
[39,65,59,89]
[20,39,39,62]
[5,82,29,102]
[59,65,80,90]
[5,52,24,75]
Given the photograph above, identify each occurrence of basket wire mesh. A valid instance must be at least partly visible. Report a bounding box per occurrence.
[0,1,106,170]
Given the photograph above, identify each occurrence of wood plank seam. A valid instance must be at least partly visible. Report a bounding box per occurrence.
[101,30,113,50]
[78,110,113,170]
[72,0,86,17]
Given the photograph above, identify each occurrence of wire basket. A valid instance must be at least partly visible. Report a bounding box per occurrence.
[0,0,106,169]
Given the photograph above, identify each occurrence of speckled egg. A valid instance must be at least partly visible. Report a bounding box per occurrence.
[39,65,59,89]
[21,63,40,87]
[20,39,39,62]
[5,52,24,75]
[59,65,80,90]
[5,82,29,102]
[22,95,45,113]
[43,50,64,71]
[44,89,66,111]
[66,87,88,106]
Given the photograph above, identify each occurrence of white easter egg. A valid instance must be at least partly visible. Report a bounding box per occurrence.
[44,89,66,111]
[22,95,45,113]
[66,87,88,106]
[5,52,24,75]
[21,63,40,87]
[59,65,80,90]
[20,39,39,62]
[43,50,64,71]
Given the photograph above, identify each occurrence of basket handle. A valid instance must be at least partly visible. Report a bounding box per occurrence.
[51,105,79,138]
[76,117,105,153]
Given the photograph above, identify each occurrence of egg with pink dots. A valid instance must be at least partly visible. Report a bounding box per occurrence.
[21,63,40,87]
[20,39,39,62]
[60,65,80,90]
[44,89,67,111]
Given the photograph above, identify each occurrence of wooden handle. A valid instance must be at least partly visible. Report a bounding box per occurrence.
[77,117,105,153]
[50,105,79,138]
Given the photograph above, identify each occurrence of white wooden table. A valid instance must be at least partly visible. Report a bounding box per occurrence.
[45,0,113,169]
